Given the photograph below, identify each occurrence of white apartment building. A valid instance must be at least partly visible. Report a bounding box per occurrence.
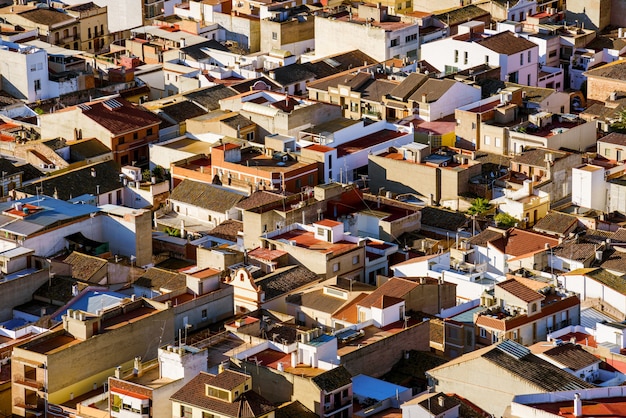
[0,41,51,103]
[421,21,539,86]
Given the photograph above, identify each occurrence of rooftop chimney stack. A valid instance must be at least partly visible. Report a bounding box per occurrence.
[574,393,582,417]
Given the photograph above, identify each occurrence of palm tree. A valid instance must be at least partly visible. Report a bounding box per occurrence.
[467,197,491,215]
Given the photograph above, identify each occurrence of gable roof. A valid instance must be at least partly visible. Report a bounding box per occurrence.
[496,278,543,303]
[311,365,352,392]
[598,132,626,146]
[255,265,319,300]
[420,206,469,231]
[477,31,537,55]
[169,180,245,213]
[16,160,122,201]
[302,50,378,79]
[134,267,186,292]
[600,248,626,274]
[357,277,418,309]
[409,78,458,103]
[170,371,275,417]
[467,227,506,247]
[77,98,161,135]
[543,343,600,371]
[564,268,626,294]
[183,85,239,111]
[18,8,75,25]
[62,251,107,282]
[511,148,570,167]
[489,228,559,257]
[269,63,316,86]
[285,289,349,314]
[532,212,578,236]
[584,60,626,81]
[389,72,429,101]
[480,341,594,392]
[433,5,489,26]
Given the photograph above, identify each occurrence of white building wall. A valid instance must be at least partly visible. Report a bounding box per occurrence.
[422,83,481,121]
[596,322,626,347]
[0,44,51,103]
[572,165,606,211]
[420,37,498,74]
[609,182,626,214]
[561,274,626,316]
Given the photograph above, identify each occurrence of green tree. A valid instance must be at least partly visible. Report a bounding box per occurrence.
[611,108,626,133]
[495,212,517,228]
[467,197,491,215]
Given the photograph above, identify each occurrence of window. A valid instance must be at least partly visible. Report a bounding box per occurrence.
[272,31,277,40]
[548,50,557,58]
[295,178,301,189]
[201,309,207,319]
[479,327,487,338]
[118,137,125,145]
[34,79,41,91]
[122,403,132,411]
[406,1,410,7]
[495,137,501,147]
[527,50,531,63]
[30,64,36,72]
[405,33,417,43]
[464,51,468,65]
[88,28,91,38]
[133,132,138,140]
[147,128,153,136]
[484,135,491,145]
[88,41,92,50]
[202,412,215,418]
[308,174,314,185]
[531,303,537,313]
[246,132,254,141]
[492,331,499,343]
[520,53,524,65]
[454,50,459,63]
[245,384,249,390]
[390,38,399,47]
[317,227,324,235]
[181,405,192,418]
[397,3,401,9]
[342,389,349,398]
[471,122,476,129]
[352,255,360,265]
[100,24,104,34]
[333,262,340,272]
[527,74,531,85]
[485,55,489,64]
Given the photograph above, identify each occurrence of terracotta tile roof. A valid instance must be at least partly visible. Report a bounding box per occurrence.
[170,371,275,417]
[357,277,419,309]
[78,98,161,135]
[467,228,506,247]
[420,206,469,231]
[62,251,107,282]
[481,341,594,392]
[275,400,317,418]
[19,8,75,25]
[134,267,186,291]
[315,219,342,227]
[552,242,596,262]
[533,212,578,236]
[433,5,489,26]
[311,365,352,392]
[235,190,285,211]
[16,160,121,200]
[543,343,600,371]
[169,180,245,213]
[207,219,243,242]
[332,292,368,323]
[511,148,570,167]
[68,138,112,160]
[496,278,543,303]
[489,228,560,257]
[612,227,626,242]
[600,249,626,274]
[409,78,457,103]
[599,132,626,146]
[477,31,537,55]
[585,60,626,81]
[255,265,319,300]
[286,288,348,313]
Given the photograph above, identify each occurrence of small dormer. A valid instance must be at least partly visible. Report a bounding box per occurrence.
[313,219,344,243]
[204,369,252,402]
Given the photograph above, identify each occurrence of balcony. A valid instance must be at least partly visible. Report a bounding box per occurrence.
[13,375,44,390]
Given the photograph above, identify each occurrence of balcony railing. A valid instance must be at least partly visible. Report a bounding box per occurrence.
[13,374,44,390]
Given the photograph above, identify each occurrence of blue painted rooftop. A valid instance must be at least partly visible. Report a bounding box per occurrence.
[450,306,485,324]
[0,317,28,330]
[53,290,127,321]
[352,374,410,401]
[0,196,99,237]
[308,333,335,346]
